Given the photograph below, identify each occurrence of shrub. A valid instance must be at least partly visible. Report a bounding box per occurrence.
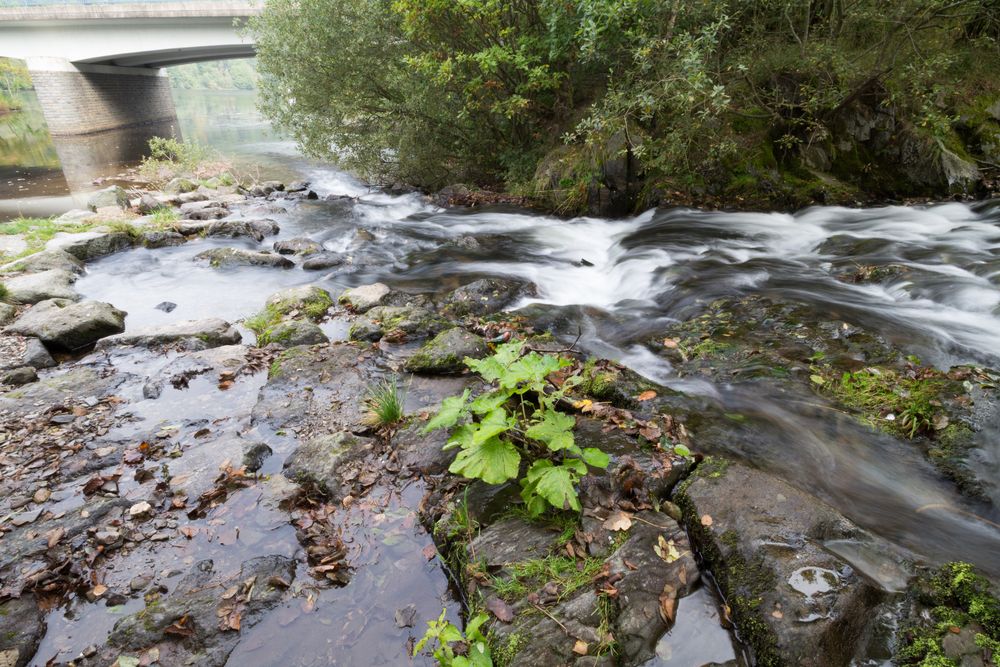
[413,608,492,667]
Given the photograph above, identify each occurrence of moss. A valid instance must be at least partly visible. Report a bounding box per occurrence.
[490,632,527,667]
[267,347,310,379]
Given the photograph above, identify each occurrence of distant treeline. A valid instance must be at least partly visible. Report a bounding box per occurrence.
[168,60,258,91]
[0,57,30,112]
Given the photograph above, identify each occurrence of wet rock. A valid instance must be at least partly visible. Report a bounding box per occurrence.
[180,199,227,215]
[405,327,487,374]
[348,305,448,342]
[178,190,210,204]
[105,556,295,667]
[0,596,44,667]
[675,459,893,666]
[286,180,310,192]
[241,442,273,473]
[339,282,391,313]
[3,269,79,304]
[250,181,285,197]
[261,320,329,347]
[54,208,95,224]
[0,366,123,418]
[136,193,162,214]
[469,518,563,570]
[141,230,186,248]
[283,431,376,499]
[86,185,128,212]
[392,420,455,475]
[205,218,280,242]
[96,318,241,351]
[155,301,177,313]
[1,366,37,386]
[301,252,344,271]
[164,177,197,194]
[443,278,532,317]
[0,304,15,327]
[0,335,55,371]
[265,285,333,319]
[0,249,84,276]
[6,299,126,351]
[129,573,153,593]
[194,248,294,269]
[273,237,323,255]
[47,231,134,261]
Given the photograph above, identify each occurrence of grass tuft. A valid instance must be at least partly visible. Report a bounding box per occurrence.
[363,376,405,427]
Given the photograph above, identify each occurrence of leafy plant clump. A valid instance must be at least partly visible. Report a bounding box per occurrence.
[425,340,609,515]
[364,376,405,427]
[414,608,493,667]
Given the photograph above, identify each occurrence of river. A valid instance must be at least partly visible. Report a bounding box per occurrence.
[2,88,1000,665]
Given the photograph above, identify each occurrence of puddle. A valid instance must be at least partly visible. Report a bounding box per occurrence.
[652,585,741,665]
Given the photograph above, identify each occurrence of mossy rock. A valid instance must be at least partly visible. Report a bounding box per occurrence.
[258,320,328,347]
[404,327,487,374]
[347,305,448,342]
[264,285,333,321]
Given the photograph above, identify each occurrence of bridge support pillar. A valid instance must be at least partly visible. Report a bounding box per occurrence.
[26,57,179,136]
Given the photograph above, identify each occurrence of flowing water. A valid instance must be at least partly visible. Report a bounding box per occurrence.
[4,88,1000,663]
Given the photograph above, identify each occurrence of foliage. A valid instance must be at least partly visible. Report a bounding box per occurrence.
[489,554,603,603]
[0,281,8,302]
[138,137,230,185]
[425,340,609,515]
[413,608,493,667]
[149,207,180,227]
[0,58,30,112]
[364,376,405,427]
[168,60,258,91]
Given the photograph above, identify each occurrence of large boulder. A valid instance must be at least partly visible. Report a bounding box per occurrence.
[141,230,186,249]
[164,177,198,194]
[47,231,134,261]
[675,459,899,666]
[301,252,344,271]
[3,269,79,304]
[0,334,55,371]
[348,305,448,342]
[194,248,294,269]
[86,185,128,212]
[404,327,487,374]
[1,249,85,275]
[205,218,280,242]
[5,299,126,351]
[136,193,163,214]
[339,283,391,313]
[96,318,241,351]
[264,285,333,319]
[443,278,532,317]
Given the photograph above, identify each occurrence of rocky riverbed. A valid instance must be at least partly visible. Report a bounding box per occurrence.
[1,176,999,667]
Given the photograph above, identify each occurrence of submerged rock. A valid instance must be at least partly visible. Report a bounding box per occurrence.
[194,248,294,269]
[348,305,448,342]
[5,299,126,351]
[96,318,241,351]
[443,277,532,317]
[404,327,487,374]
[273,237,323,255]
[3,269,79,304]
[339,282,391,312]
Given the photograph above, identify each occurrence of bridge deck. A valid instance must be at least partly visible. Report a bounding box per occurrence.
[0,1,261,21]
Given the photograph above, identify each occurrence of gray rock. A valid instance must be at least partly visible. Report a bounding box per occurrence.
[348,305,448,342]
[0,249,85,276]
[301,253,344,271]
[205,219,280,243]
[444,278,532,317]
[249,181,284,197]
[0,303,16,326]
[264,285,333,319]
[179,199,224,214]
[177,190,209,204]
[155,301,177,313]
[141,230,186,248]
[184,205,228,221]
[54,208,95,224]
[86,185,128,212]
[338,283,391,312]
[286,180,310,193]
[137,193,163,214]
[1,366,38,386]
[5,299,127,350]
[0,335,56,371]
[241,443,273,473]
[260,320,328,347]
[283,431,375,500]
[164,177,197,194]
[3,269,79,304]
[405,327,487,374]
[96,318,241,351]
[0,596,45,667]
[47,231,134,261]
[273,237,322,255]
[676,460,893,666]
[194,248,294,269]
[392,420,455,474]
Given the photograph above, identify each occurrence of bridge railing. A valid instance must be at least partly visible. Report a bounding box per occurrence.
[0,1,185,5]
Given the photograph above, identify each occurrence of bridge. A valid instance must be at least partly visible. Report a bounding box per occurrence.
[0,1,261,135]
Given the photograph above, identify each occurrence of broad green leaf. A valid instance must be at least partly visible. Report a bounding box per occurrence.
[472,408,511,444]
[581,447,610,468]
[500,352,570,390]
[444,423,476,450]
[524,410,576,451]
[424,389,471,433]
[524,460,580,511]
[465,612,490,641]
[673,443,692,458]
[562,457,588,476]
[449,435,520,484]
[466,341,524,383]
[469,390,508,415]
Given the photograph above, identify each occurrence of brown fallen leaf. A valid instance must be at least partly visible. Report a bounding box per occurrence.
[572,640,589,656]
[623,559,639,571]
[700,514,713,527]
[178,526,197,539]
[46,526,65,548]
[658,591,677,625]
[636,390,657,402]
[164,615,195,637]
[602,510,633,532]
[91,584,108,598]
[485,596,514,623]
[662,338,679,349]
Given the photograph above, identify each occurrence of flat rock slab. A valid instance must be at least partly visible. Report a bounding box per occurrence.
[195,248,294,269]
[96,318,241,351]
[205,219,280,242]
[5,298,126,351]
[0,249,85,275]
[339,283,391,312]
[0,334,55,371]
[47,231,134,261]
[404,326,487,374]
[273,237,323,255]
[283,430,375,500]
[348,305,448,342]
[3,269,79,304]
[676,459,892,666]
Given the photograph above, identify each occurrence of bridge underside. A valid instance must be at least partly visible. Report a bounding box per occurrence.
[81,44,256,68]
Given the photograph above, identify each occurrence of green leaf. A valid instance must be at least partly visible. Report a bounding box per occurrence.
[444,423,476,450]
[810,374,825,385]
[469,390,508,415]
[466,341,524,383]
[424,389,471,433]
[500,352,570,390]
[523,460,581,512]
[524,410,576,451]
[449,435,520,484]
[472,408,512,444]
[581,447,610,468]
[673,443,692,458]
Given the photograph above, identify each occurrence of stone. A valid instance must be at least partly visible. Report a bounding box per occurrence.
[286,180,310,193]
[301,253,344,271]
[273,237,323,255]
[96,318,241,351]
[194,248,294,269]
[6,299,127,351]
[3,269,79,304]
[264,285,333,319]
[0,335,56,371]
[0,249,85,275]
[0,303,16,327]
[1,366,37,386]
[348,305,448,342]
[129,574,153,592]
[260,320,329,347]
[443,278,532,317]
[0,596,45,667]
[141,231,186,248]
[241,443,273,473]
[205,219,280,242]
[405,327,487,374]
[47,231,134,261]
[86,185,128,212]
[32,488,50,504]
[338,283,391,313]
[282,431,375,500]
[129,501,153,518]
[137,193,163,214]
[675,459,893,666]
[54,208,96,224]
[392,420,455,475]
[164,177,197,194]
[177,190,209,204]
[155,301,177,313]
[95,529,121,546]
[184,205,228,221]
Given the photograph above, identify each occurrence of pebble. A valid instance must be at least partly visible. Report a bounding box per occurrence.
[11,509,41,526]
[50,414,75,424]
[129,574,153,592]
[150,531,171,541]
[32,488,51,504]
[95,529,121,545]
[129,501,152,518]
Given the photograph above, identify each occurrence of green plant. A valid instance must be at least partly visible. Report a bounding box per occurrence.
[104,220,141,240]
[425,340,609,515]
[0,216,97,262]
[414,608,492,667]
[490,554,603,603]
[149,207,180,227]
[364,376,405,427]
[0,282,8,302]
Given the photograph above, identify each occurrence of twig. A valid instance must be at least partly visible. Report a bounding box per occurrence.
[532,603,570,635]
[525,329,583,355]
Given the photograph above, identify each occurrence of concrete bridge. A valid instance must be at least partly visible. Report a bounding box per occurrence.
[0,1,261,135]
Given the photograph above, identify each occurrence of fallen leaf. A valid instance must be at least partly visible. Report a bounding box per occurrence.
[662,338,679,349]
[623,559,639,571]
[46,526,65,548]
[602,511,633,532]
[810,374,825,385]
[636,390,657,402]
[658,589,677,625]
[91,584,108,598]
[178,526,197,539]
[485,596,514,623]
[572,399,593,411]
[700,514,713,527]
[653,535,681,563]
[164,615,195,637]
[572,640,589,656]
